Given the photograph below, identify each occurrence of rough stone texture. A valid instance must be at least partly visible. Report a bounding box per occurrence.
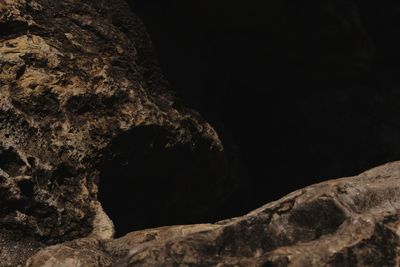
[26,161,400,266]
[2,0,400,266]
[26,237,113,267]
[0,0,240,264]
[0,229,43,267]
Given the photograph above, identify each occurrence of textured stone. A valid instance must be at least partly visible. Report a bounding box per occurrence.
[27,161,400,266]
[26,238,112,267]
[0,0,236,264]
[0,230,43,267]
[2,0,400,266]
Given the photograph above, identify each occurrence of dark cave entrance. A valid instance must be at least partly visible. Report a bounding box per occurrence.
[125,0,400,212]
[97,126,236,237]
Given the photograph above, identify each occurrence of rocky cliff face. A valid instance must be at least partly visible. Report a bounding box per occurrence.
[1,0,400,266]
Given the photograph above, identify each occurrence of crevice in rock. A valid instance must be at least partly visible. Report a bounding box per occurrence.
[0,146,26,176]
[0,21,29,40]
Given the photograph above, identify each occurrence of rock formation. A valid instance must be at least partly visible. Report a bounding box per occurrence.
[0,0,243,265]
[1,0,400,266]
[26,161,400,266]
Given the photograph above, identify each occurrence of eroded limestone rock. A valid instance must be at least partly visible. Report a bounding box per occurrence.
[0,0,236,264]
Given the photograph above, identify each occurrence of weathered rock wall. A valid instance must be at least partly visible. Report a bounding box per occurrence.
[0,0,242,264]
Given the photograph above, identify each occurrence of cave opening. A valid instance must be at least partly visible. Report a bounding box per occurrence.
[97,126,239,237]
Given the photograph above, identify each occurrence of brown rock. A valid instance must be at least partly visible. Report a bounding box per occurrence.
[0,229,43,267]
[0,0,236,263]
[2,0,400,266]
[27,161,400,266]
[26,238,112,267]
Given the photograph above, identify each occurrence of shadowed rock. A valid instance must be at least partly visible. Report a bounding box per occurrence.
[0,0,241,265]
[27,162,400,266]
[2,0,400,266]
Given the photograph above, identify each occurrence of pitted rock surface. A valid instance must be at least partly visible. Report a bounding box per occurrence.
[0,0,235,264]
[2,0,400,266]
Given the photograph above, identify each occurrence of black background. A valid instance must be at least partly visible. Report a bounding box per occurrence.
[126,0,400,217]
